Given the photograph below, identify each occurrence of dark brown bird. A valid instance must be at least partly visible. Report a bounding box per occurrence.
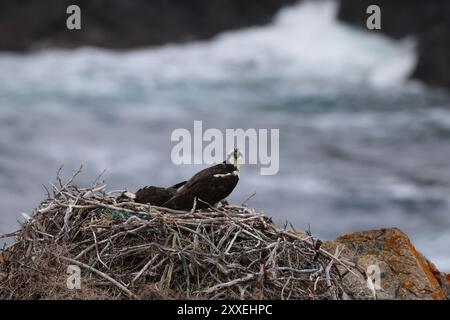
[162,148,242,210]
[133,181,187,206]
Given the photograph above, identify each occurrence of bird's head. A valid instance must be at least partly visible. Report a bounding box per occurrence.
[226,148,243,170]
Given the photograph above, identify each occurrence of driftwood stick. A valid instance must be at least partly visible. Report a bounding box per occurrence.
[132,254,160,284]
[199,274,256,294]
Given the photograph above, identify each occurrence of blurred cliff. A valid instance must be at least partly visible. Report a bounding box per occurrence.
[0,0,296,50]
[338,0,450,89]
[1,0,448,89]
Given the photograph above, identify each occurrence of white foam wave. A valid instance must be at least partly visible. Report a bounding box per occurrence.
[0,0,417,102]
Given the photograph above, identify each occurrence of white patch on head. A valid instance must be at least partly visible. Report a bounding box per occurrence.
[226,150,234,165]
[235,155,243,171]
[226,148,243,170]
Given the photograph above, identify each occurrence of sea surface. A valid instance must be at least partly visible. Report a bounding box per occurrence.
[1,1,450,270]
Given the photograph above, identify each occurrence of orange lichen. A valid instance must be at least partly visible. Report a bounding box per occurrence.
[402,280,414,289]
[406,236,445,300]
[384,229,408,256]
[333,228,447,300]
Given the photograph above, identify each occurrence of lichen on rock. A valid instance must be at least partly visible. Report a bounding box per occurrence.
[324,228,447,300]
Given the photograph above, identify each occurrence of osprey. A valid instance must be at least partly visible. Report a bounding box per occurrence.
[163,148,243,210]
[118,181,186,206]
[135,181,187,206]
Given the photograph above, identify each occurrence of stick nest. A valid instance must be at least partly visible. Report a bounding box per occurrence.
[0,168,355,300]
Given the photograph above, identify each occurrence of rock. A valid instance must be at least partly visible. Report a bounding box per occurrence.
[324,228,447,300]
[410,28,450,88]
[0,0,297,51]
[443,274,450,299]
[337,0,450,89]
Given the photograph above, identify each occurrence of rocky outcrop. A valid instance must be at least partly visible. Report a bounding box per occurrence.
[325,228,448,300]
[338,0,450,89]
[0,0,297,51]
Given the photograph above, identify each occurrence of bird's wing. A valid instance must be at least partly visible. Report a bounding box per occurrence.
[163,164,238,209]
[170,181,187,189]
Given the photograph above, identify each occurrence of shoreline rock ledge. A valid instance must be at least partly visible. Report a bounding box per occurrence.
[324,228,449,300]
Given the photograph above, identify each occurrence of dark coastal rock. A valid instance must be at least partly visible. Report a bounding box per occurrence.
[337,0,450,89]
[0,0,297,51]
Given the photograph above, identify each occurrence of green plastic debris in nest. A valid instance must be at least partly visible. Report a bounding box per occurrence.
[102,208,151,220]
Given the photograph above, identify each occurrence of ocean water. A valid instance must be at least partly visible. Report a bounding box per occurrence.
[1,1,450,270]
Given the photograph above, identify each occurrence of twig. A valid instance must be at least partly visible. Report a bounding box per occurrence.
[199,274,256,294]
[56,255,138,299]
[240,192,256,206]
